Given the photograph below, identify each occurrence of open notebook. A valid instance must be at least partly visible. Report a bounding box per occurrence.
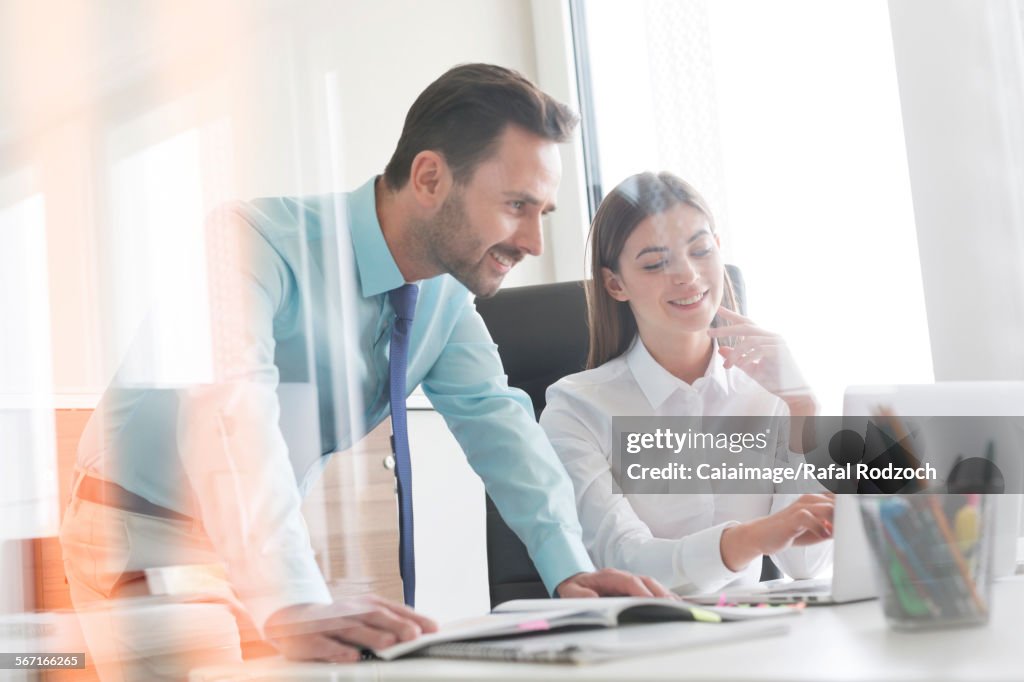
[418,620,791,664]
[373,597,802,661]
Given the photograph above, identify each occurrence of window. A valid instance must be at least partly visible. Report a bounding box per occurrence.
[574,0,934,411]
[0,190,59,539]
[105,117,231,387]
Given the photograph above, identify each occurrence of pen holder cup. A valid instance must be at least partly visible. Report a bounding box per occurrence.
[857,494,994,630]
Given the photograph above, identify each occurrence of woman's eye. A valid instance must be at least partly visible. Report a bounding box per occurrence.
[692,248,712,258]
[642,260,667,271]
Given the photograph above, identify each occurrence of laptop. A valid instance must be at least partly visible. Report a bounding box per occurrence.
[687,381,1024,605]
[685,494,876,605]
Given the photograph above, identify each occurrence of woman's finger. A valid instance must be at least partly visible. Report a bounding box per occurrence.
[707,324,772,339]
[720,346,759,372]
[715,306,753,324]
[744,347,767,365]
[732,355,763,375]
[795,508,832,538]
[798,493,836,505]
[724,339,764,369]
[734,338,764,359]
[805,502,835,522]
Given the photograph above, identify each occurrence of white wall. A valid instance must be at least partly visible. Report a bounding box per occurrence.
[408,409,488,622]
[888,0,1024,381]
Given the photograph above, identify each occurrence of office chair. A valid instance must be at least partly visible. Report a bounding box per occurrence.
[475,265,779,608]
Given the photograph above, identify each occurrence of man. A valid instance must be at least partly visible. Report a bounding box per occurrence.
[61,63,668,672]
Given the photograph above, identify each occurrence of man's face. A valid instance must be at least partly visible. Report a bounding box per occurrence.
[422,125,562,297]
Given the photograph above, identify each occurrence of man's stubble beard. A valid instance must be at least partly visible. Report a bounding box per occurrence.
[421,189,504,298]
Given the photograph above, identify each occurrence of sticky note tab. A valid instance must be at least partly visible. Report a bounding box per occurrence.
[516,619,551,632]
[690,607,723,623]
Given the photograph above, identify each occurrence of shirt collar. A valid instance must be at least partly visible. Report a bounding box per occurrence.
[348,176,406,297]
[625,336,730,409]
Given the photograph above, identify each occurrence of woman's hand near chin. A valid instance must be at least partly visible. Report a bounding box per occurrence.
[707,306,817,416]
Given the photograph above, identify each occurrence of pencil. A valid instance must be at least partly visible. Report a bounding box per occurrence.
[927,496,987,616]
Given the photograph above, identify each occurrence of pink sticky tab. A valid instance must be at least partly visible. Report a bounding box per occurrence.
[517,619,551,632]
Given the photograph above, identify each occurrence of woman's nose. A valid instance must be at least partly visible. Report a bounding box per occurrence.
[670,259,699,285]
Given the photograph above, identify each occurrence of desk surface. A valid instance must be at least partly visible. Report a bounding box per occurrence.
[191,576,1024,682]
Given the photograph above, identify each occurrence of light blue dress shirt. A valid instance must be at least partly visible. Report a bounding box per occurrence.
[77,177,594,628]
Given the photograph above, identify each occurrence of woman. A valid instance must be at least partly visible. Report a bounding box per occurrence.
[540,172,833,595]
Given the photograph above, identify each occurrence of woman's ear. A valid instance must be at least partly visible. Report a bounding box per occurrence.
[602,266,629,302]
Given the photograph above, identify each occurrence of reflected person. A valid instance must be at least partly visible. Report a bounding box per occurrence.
[60,64,670,678]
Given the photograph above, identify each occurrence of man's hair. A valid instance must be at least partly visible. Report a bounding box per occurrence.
[383,63,579,190]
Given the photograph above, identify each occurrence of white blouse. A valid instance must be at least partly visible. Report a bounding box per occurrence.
[540,337,833,594]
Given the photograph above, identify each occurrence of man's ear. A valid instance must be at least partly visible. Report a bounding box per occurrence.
[408,150,452,210]
[602,266,629,302]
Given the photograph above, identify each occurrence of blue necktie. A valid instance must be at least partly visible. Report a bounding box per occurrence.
[388,283,418,607]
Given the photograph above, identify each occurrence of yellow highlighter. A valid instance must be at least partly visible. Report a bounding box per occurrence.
[954,497,981,554]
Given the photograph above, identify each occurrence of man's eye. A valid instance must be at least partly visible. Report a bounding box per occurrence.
[509,200,525,210]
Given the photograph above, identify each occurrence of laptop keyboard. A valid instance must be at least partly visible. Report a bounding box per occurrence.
[765,578,831,594]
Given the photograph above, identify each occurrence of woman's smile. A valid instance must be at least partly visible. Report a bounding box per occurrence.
[667,288,709,310]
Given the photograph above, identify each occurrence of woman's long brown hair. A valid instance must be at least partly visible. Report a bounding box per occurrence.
[585,171,738,369]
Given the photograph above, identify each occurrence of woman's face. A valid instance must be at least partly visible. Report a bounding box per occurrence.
[603,202,724,339]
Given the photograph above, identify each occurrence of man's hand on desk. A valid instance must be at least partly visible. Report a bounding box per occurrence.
[556,568,675,599]
[264,595,438,663]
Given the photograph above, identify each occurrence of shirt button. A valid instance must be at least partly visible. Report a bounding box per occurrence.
[383,455,396,470]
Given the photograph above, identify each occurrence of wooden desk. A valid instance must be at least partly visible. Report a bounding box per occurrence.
[190,576,1024,682]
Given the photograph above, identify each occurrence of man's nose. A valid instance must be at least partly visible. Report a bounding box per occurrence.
[514,214,544,257]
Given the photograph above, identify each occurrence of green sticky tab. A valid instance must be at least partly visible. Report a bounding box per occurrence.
[691,607,723,623]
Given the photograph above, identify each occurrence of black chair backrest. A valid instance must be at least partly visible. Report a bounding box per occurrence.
[474,266,775,607]
[474,280,590,419]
